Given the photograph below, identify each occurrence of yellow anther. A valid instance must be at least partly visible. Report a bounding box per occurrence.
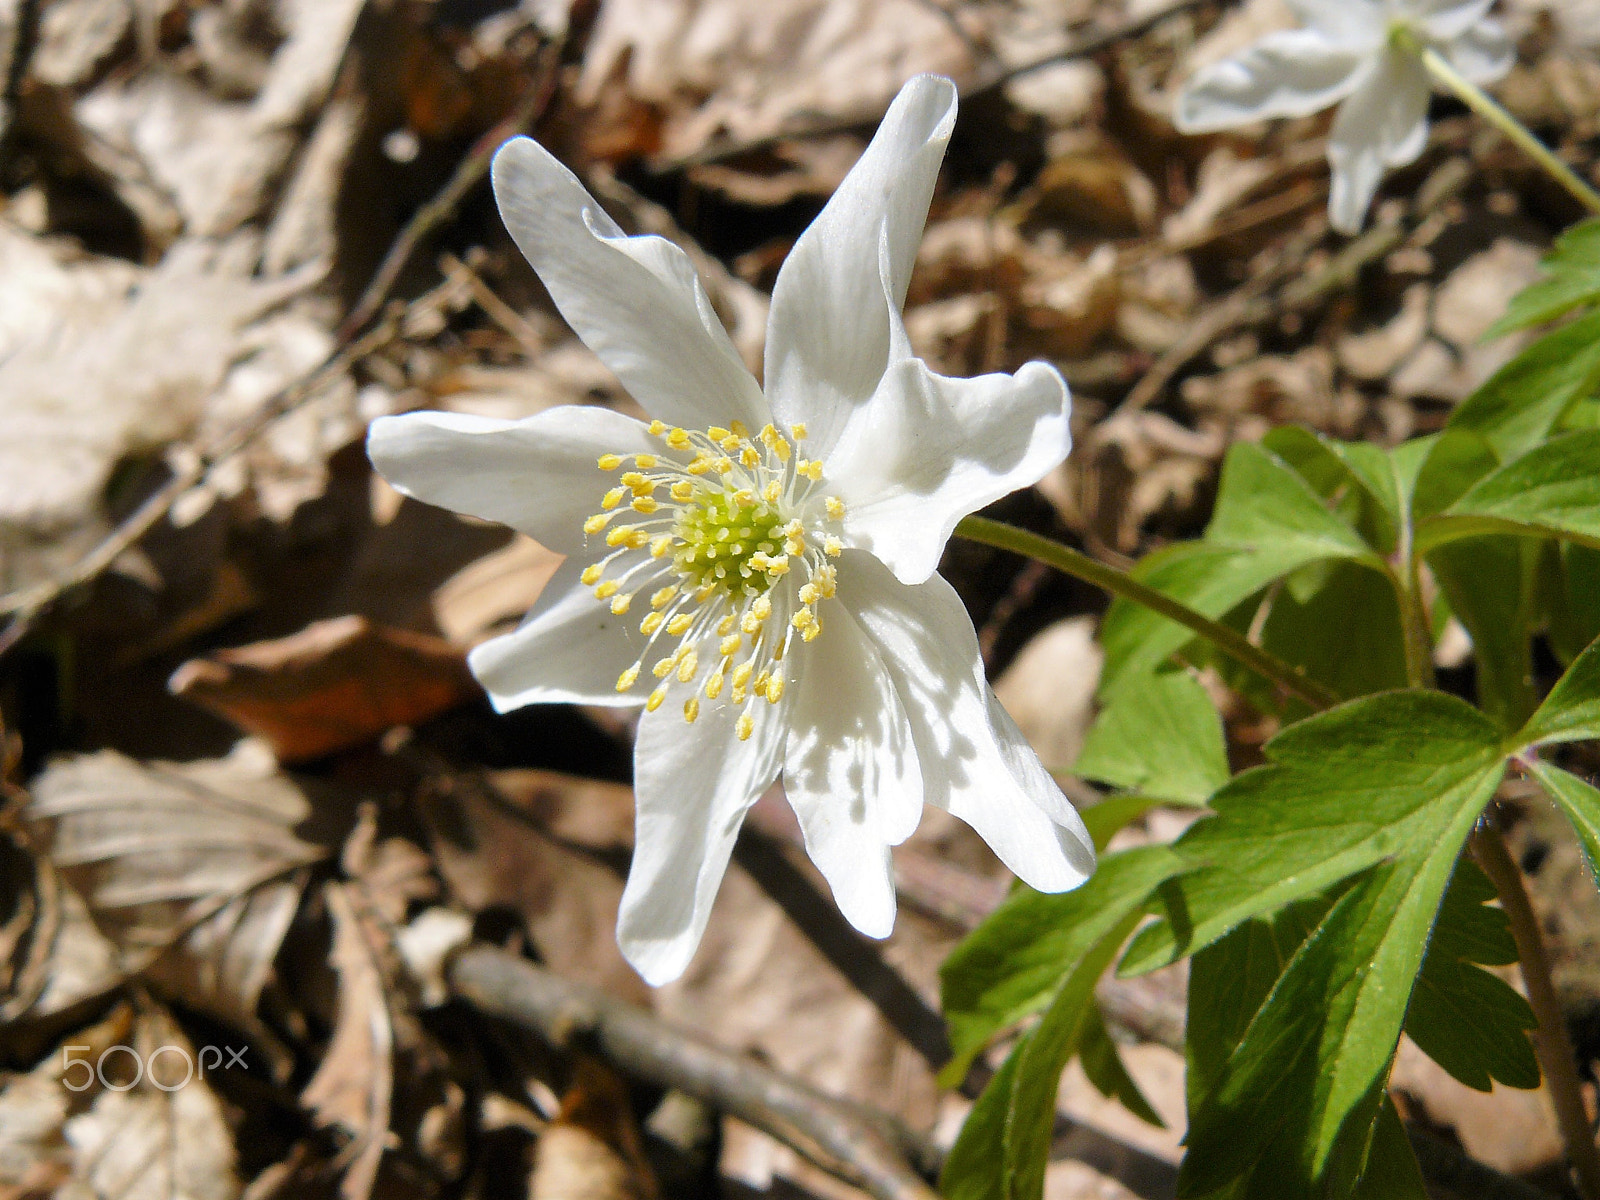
[732,662,754,690]
[731,489,755,508]
[606,526,632,547]
[802,620,821,641]
[647,685,668,712]
[824,536,844,557]
[790,423,807,440]
[667,614,693,636]
[764,557,791,576]
[584,513,613,534]
[641,612,664,635]
[653,656,676,678]
[707,427,731,442]
[785,538,805,557]
[765,672,784,702]
[714,456,734,474]
[596,580,620,599]
[598,453,624,470]
[602,487,626,510]
[798,459,823,481]
[825,496,845,519]
[759,423,779,446]
[676,650,699,682]
[627,530,650,549]
[718,614,738,636]
[687,457,713,476]
[651,585,679,609]
[740,446,760,467]
[736,712,754,741]
[651,534,673,558]
[792,607,814,631]
[799,583,818,604]
[610,593,632,614]
[666,427,691,449]
[649,419,667,435]
[580,564,604,586]
[772,438,791,462]
[671,480,695,501]
[741,609,763,635]
[730,420,750,438]
[616,666,640,692]
[720,633,742,656]
[704,671,724,699]
[753,595,773,621]
[760,480,781,503]
[631,496,659,514]
[721,434,743,452]
[635,454,658,468]
[683,697,700,723]
[621,471,649,491]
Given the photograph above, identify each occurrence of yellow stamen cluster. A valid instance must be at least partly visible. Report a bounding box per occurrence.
[582,418,846,738]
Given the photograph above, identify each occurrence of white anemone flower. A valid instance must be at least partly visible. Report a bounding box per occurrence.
[367,74,1095,985]
[1175,0,1512,234]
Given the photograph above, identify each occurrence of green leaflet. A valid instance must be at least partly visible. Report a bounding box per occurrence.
[1073,669,1227,807]
[1428,535,1541,728]
[1421,429,1600,553]
[1447,308,1600,461]
[1487,217,1600,335]
[939,846,1183,1085]
[1120,691,1507,974]
[1257,560,1409,702]
[1520,631,1600,746]
[1100,442,1381,694]
[1530,760,1600,881]
[1078,1005,1165,1128]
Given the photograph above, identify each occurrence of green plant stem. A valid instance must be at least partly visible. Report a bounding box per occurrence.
[1472,822,1600,1200]
[1419,45,1600,216]
[955,516,1339,711]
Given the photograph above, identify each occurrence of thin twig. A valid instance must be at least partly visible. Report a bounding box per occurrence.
[448,944,943,1200]
[1472,820,1600,1200]
[955,515,1340,709]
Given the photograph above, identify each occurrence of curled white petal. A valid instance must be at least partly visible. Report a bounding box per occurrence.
[783,601,922,939]
[618,697,788,985]
[840,551,1096,891]
[1327,49,1430,235]
[1437,20,1513,83]
[367,406,651,556]
[1176,29,1369,131]
[492,137,768,432]
[468,558,646,710]
[764,74,957,459]
[1408,0,1497,42]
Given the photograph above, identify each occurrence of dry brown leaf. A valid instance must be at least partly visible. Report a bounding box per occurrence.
[431,535,563,647]
[169,616,476,763]
[530,1060,658,1200]
[301,880,394,1200]
[24,742,322,1040]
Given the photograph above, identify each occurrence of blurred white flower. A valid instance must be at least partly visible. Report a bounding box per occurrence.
[1175,0,1513,233]
[368,75,1095,985]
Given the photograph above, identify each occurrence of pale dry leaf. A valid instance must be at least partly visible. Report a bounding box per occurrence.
[1162,146,1273,249]
[341,802,439,927]
[1337,282,1431,382]
[576,0,974,162]
[252,0,368,129]
[25,742,323,1037]
[0,1069,71,1190]
[61,1014,241,1200]
[32,0,131,88]
[301,880,394,1200]
[261,95,364,277]
[431,534,563,646]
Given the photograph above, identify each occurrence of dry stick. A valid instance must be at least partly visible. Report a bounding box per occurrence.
[0,46,564,643]
[955,514,1340,710]
[1472,821,1600,1200]
[448,944,943,1200]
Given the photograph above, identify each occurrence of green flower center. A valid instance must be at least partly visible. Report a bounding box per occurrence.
[672,490,788,595]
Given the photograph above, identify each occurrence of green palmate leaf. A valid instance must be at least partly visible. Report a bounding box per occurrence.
[1488,217,1600,335]
[1100,443,1381,692]
[1120,691,1507,975]
[1073,669,1228,806]
[1351,1099,1428,1200]
[1520,632,1600,746]
[1403,860,1539,1092]
[1078,1005,1165,1127]
[1180,846,1467,1198]
[1428,535,1541,728]
[1421,429,1600,552]
[940,1038,1021,1200]
[940,846,1183,1084]
[1530,761,1600,880]
[1410,428,1499,521]
[1077,793,1162,852]
[1447,308,1600,461]
[1003,911,1148,1200]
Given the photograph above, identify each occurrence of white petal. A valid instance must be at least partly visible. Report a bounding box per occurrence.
[1408,0,1494,41]
[839,551,1095,891]
[763,75,957,459]
[618,696,788,985]
[1327,50,1429,234]
[1285,0,1385,45]
[1437,20,1512,83]
[467,557,651,710]
[492,137,768,432]
[1175,30,1370,132]
[783,602,922,939]
[826,353,1071,586]
[367,407,653,555]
